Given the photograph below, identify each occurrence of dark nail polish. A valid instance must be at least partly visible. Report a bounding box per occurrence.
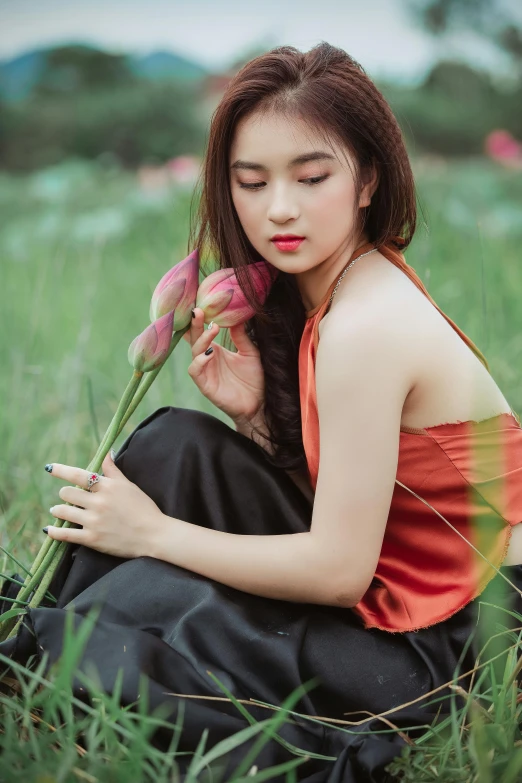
[191,309,196,319]
[204,347,213,356]
[42,527,49,534]
[44,464,53,473]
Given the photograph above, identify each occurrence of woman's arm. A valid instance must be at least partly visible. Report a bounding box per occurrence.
[146,306,414,607]
[147,521,349,606]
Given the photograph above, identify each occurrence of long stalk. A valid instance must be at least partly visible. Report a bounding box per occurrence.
[0,523,79,642]
[1,370,145,623]
[34,370,143,583]
[116,327,188,437]
[2,325,191,641]
[88,370,144,471]
[0,371,144,641]
[26,541,69,614]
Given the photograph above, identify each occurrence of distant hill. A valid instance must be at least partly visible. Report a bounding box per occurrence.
[0,43,211,102]
[129,50,209,82]
[0,49,45,101]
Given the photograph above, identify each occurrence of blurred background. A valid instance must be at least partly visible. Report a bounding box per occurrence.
[2,0,522,170]
[1,0,522,553]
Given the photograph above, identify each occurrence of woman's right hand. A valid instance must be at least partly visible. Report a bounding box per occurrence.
[183,308,265,424]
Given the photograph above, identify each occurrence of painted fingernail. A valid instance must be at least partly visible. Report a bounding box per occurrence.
[204,347,214,356]
[42,527,49,534]
[110,448,116,460]
[191,308,196,319]
[44,464,53,473]
[207,321,214,330]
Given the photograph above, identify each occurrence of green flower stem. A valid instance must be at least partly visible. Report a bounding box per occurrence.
[116,327,189,438]
[31,371,143,590]
[2,324,190,641]
[5,373,143,599]
[0,531,58,641]
[0,371,145,629]
[0,371,144,641]
[2,550,65,638]
[26,540,69,612]
[20,520,65,578]
[12,541,62,603]
[0,523,77,641]
[88,370,144,471]
[0,520,70,643]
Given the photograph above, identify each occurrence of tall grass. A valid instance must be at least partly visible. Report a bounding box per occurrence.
[1,154,522,779]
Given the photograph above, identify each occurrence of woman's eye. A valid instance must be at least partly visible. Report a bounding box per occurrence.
[239,175,328,190]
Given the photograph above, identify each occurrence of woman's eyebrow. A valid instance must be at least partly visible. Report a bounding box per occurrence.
[230,151,336,172]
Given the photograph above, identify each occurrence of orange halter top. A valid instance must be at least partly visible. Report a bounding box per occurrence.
[298,238,522,632]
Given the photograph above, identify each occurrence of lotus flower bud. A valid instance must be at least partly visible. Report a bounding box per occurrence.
[128,310,175,373]
[150,249,199,330]
[195,262,277,327]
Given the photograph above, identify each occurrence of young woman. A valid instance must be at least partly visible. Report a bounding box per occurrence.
[3,42,522,782]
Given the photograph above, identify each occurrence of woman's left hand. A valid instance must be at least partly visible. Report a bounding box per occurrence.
[44,452,166,559]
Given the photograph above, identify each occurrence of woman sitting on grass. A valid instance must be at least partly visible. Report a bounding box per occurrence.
[4,41,522,782]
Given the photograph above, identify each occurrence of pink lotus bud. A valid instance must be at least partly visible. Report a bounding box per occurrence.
[150,249,199,330]
[128,310,175,372]
[195,262,277,327]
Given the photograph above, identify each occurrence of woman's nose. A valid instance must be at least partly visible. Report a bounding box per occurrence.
[266,185,300,223]
[267,202,300,223]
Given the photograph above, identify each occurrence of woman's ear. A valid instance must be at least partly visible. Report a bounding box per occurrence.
[359,161,380,208]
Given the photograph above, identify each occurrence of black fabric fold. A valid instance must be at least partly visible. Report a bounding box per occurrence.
[1,406,521,782]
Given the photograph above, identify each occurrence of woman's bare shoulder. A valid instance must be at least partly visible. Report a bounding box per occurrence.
[318,250,428,365]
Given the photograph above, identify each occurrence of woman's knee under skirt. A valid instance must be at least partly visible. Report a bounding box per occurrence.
[2,406,521,783]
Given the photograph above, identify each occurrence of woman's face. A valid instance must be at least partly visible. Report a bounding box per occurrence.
[229,110,375,279]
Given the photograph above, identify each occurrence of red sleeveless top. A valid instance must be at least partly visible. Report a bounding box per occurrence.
[299,238,522,632]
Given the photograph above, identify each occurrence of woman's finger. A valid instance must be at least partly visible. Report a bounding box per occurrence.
[45,524,88,544]
[228,322,258,355]
[191,321,219,359]
[48,503,86,526]
[45,463,107,492]
[187,350,215,382]
[187,307,206,348]
[57,484,94,508]
[182,307,199,345]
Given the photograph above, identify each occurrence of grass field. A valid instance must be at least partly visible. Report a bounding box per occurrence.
[1,154,522,780]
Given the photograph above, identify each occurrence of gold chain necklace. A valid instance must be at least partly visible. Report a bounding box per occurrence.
[325,247,378,314]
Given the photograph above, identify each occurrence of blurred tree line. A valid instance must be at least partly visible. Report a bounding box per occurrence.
[0,46,207,171]
[0,22,521,172]
[391,0,522,154]
[382,59,521,156]
[407,0,522,80]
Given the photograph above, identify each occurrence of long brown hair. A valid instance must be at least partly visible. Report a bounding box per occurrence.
[188,41,417,472]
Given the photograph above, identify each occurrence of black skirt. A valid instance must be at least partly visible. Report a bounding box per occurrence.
[1,406,521,783]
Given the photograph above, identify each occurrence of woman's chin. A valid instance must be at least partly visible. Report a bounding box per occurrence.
[263,253,317,275]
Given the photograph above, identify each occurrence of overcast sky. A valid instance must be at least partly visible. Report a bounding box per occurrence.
[1,0,520,85]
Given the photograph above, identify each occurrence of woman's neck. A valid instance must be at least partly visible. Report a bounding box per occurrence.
[296,234,370,312]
